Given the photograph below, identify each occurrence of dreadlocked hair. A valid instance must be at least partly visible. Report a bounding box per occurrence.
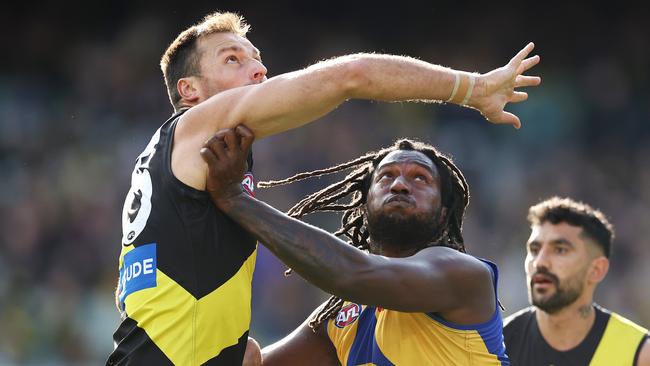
[259,138,470,331]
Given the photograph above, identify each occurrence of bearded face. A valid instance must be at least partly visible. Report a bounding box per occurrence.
[528,265,587,314]
[366,198,442,250]
[525,222,596,314]
[365,150,444,251]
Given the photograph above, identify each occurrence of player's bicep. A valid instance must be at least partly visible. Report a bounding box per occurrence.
[179,62,353,141]
[344,247,491,313]
[354,256,460,311]
[224,70,348,139]
[262,306,340,366]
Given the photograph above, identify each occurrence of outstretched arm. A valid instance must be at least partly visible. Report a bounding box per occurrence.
[175,43,540,189]
[199,127,494,321]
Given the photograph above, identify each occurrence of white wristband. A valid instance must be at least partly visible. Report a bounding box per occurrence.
[460,75,476,105]
[446,73,461,103]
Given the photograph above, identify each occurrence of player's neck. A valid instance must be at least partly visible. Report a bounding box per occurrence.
[535,297,596,351]
[368,241,420,258]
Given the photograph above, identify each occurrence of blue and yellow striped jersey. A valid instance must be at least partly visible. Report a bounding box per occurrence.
[326,261,509,366]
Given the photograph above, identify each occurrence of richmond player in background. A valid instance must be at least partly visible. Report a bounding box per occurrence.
[504,197,650,366]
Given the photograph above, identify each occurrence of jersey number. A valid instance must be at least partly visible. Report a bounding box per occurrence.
[121,129,160,245]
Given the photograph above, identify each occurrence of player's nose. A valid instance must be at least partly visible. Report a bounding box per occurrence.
[250,59,267,82]
[390,176,410,194]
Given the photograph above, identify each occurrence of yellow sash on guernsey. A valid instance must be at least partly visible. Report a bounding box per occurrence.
[119,245,257,365]
[590,312,648,366]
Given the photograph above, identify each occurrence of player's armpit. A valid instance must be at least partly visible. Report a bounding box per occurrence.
[262,304,341,366]
[243,337,262,366]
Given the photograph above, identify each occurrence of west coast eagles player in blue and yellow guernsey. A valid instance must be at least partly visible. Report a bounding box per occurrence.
[201,132,511,365]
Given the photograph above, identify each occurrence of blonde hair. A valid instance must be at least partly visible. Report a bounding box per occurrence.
[160,12,250,110]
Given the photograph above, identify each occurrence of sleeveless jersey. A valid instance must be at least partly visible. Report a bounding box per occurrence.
[503,304,649,366]
[326,260,509,365]
[107,109,258,365]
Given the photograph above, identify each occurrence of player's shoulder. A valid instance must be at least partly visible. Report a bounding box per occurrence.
[503,306,536,330]
[418,245,485,264]
[418,246,494,279]
[596,303,650,335]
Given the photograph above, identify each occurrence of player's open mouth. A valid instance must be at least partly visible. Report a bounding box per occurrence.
[531,274,556,289]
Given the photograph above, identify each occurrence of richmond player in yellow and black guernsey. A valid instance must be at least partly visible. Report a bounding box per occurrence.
[503,197,650,366]
[505,305,648,366]
[108,109,258,365]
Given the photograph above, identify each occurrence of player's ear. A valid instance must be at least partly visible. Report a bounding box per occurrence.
[177,77,200,105]
[588,256,609,285]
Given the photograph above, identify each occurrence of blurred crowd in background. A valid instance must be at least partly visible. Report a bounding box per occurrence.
[1,2,649,364]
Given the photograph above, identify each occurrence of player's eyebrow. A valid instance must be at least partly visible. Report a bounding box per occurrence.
[527,238,575,248]
[377,160,435,175]
[549,238,575,248]
[217,45,244,56]
[217,45,262,61]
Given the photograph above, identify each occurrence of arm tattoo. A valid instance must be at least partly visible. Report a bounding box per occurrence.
[218,193,370,294]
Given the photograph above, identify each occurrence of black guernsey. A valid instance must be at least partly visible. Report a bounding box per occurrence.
[107,109,258,365]
[503,304,649,366]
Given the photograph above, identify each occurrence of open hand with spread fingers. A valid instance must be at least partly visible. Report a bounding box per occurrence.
[467,42,541,129]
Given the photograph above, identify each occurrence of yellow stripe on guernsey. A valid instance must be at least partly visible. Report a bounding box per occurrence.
[122,248,257,365]
[590,312,649,366]
[328,302,505,365]
[328,304,365,363]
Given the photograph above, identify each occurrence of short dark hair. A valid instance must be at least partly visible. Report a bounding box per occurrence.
[527,197,614,258]
[160,12,250,110]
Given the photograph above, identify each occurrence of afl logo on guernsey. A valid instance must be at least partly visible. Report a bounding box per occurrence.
[335,303,361,328]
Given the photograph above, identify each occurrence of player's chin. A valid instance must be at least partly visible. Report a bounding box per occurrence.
[531,288,555,302]
[382,208,416,222]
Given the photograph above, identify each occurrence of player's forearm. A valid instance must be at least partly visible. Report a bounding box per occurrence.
[214,193,372,294]
[284,52,472,104]
[343,53,472,103]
